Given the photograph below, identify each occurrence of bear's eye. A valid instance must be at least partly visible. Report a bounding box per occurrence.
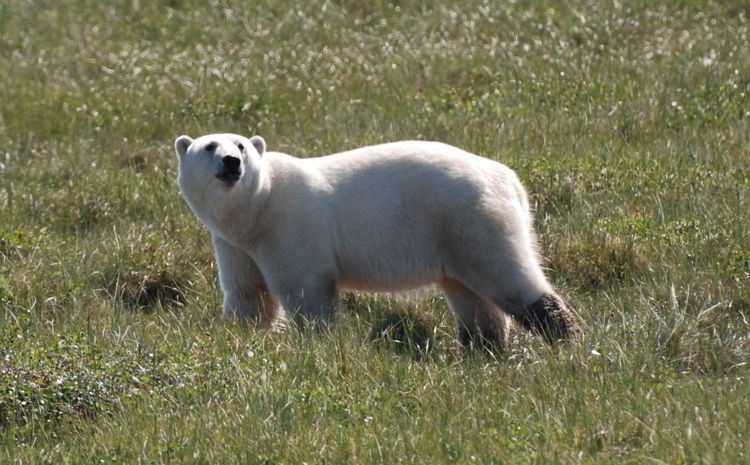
[205,142,218,152]
[236,143,245,151]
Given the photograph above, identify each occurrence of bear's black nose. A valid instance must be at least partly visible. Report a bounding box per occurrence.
[216,156,242,184]
[222,156,240,171]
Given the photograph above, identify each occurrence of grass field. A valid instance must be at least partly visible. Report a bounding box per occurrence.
[1,0,749,463]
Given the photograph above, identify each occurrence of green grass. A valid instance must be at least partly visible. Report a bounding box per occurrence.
[1,0,749,463]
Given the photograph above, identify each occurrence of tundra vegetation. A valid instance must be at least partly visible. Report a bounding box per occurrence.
[1,0,748,463]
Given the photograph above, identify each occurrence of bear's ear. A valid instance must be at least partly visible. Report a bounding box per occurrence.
[174,135,194,161]
[249,135,266,156]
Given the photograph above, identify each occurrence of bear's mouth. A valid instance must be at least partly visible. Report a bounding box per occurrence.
[215,171,240,184]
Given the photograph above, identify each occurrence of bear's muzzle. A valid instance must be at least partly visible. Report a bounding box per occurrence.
[216,156,241,184]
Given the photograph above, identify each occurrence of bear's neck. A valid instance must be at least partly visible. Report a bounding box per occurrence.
[207,170,272,249]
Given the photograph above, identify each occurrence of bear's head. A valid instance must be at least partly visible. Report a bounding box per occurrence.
[174,133,267,222]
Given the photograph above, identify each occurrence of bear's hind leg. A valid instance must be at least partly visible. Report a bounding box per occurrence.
[440,279,509,351]
[511,292,581,344]
[457,240,581,344]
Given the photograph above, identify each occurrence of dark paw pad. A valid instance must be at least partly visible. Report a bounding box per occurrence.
[519,293,582,344]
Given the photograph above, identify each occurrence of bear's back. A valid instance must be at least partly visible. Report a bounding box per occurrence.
[302,141,520,213]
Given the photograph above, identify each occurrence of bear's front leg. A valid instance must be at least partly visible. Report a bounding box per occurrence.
[213,234,281,325]
[270,273,337,327]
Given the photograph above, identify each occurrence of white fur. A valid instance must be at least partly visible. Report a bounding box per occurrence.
[175,133,566,345]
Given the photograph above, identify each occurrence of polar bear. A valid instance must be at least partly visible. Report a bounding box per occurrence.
[174,133,580,347]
